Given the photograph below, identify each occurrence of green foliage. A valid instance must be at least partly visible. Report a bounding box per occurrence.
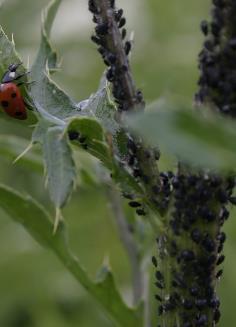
[0,0,142,214]
[1,0,235,326]
[0,134,42,172]
[0,26,22,73]
[81,79,131,159]
[0,184,143,327]
[31,0,79,120]
[67,115,144,198]
[129,101,236,170]
[82,78,120,135]
[0,1,145,326]
[42,126,76,210]
[67,117,112,168]
[26,0,80,212]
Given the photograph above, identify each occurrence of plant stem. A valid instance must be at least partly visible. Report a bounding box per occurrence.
[143,269,151,327]
[88,0,169,219]
[91,0,144,116]
[105,182,144,306]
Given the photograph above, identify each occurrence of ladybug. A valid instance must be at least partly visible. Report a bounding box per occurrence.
[0,63,29,120]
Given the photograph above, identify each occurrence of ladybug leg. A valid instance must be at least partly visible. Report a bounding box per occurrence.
[13,71,30,82]
[16,80,36,87]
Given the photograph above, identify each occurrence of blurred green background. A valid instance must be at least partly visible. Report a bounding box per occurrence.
[0,0,235,326]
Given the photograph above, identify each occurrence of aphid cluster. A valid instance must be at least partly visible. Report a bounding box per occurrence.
[89,0,144,112]
[196,0,236,116]
[151,170,173,213]
[125,134,171,215]
[124,135,148,216]
[89,0,164,221]
[153,172,235,326]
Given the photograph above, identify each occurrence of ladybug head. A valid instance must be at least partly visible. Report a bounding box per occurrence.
[8,62,22,72]
[1,62,23,84]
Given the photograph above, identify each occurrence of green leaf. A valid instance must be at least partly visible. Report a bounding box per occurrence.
[67,116,144,198]
[79,167,99,187]
[31,74,80,120]
[0,184,143,327]
[32,120,52,144]
[32,0,61,75]
[67,117,112,168]
[43,126,76,209]
[28,0,80,212]
[31,0,80,120]
[0,135,43,172]
[68,117,105,142]
[0,26,23,73]
[81,81,129,157]
[29,1,144,210]
[129,102,236,170]
[83,82,119,134]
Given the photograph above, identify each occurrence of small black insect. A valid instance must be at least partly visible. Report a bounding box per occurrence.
[136,208,146,216]
[152,256,158,267]
[124,41,131,55]
[118,17,126,28]
[122,28,127,39]
[200,20,208,36]
[155,294,162,302]
[115,9,123,22]
[216,269,223,279]
[128,201,141,208]
[68,131,80,141]
[216,255,225,265]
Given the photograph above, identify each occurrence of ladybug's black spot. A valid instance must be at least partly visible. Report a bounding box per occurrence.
[11,92,17,98]
[1,100,9,108]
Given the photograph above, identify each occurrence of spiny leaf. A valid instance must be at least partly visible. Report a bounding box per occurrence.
[0,184,143,327]
[32,0,61,75]
[83,83,119,134]
[29,0,144,212]
[31,74,80,120]
[29,0,80,214]
[32,120,52,144]
[0,135,42,172]
[31,0,80,120]
[0,26,22,73]
[81,81,128,157]
[42,126,76,209]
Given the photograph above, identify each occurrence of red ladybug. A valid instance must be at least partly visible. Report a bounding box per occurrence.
[0,63,28,120]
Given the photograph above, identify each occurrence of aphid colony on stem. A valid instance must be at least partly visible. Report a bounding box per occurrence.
[89,0,236,325]
[196,0,236,117]
[88,0,167,221]
[151,0,236,325]
[89,0,144,113]
[152,172,235,326]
